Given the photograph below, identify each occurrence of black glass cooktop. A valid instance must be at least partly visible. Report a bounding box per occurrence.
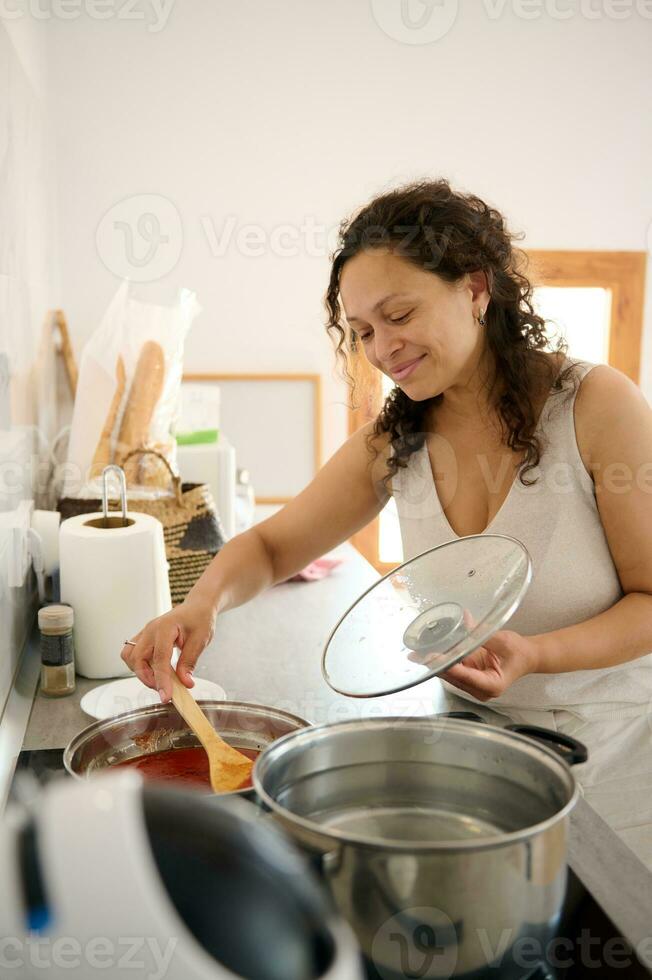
[364,960,556,979]
[13,748,66,785]
[12,749,651,979]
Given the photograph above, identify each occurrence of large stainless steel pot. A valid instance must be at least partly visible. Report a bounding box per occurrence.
[64,700,309,798]
[254,715,588,980]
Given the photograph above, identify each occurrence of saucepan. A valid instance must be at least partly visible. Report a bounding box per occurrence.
[253,712,588,980]
[64,700,309,798]
[248,535,588,978]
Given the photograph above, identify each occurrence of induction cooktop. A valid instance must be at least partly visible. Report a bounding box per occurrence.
[11,748,651,979]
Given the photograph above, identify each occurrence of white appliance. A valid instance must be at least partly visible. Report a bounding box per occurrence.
[176,437,236,539]
[0,772,363,980]
[176,384,236,539]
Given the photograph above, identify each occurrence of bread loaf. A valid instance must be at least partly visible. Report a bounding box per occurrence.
[116,341,166,485]
[89,355,126,479]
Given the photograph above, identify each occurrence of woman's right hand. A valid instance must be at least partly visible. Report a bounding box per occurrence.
[120,596,218,703]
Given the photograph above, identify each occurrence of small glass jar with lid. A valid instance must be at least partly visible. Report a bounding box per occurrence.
[38,604,76,697]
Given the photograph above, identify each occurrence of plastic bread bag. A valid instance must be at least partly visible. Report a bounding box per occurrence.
[62,281,201,499]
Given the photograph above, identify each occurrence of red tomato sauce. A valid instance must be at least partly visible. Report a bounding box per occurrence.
[114,746,260,791]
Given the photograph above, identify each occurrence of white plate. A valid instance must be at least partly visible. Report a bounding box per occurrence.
[80,676,227,721]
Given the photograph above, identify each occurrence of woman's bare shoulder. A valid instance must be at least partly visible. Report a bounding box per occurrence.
[352,417,392,450]
[350,419,393,479]
[575,362,645,417]
[573,363,651,472]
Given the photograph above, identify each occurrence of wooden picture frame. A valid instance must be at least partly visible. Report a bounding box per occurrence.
[182,373,322,504]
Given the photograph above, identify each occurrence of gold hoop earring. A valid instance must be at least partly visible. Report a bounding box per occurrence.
[477,309,486,326]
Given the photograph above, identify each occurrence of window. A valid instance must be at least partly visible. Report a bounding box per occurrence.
[351,251,647,572]
[534,286,612,364]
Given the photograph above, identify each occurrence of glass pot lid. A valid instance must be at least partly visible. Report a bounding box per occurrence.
[322,533,532,698]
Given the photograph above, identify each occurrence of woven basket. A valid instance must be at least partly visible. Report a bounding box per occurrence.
[57,448,226,606]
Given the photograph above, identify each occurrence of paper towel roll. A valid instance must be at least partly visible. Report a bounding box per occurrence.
[31,509,61,575]
[60,511,172,679]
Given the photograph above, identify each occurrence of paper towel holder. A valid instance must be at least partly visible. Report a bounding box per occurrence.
[84,465,133,531]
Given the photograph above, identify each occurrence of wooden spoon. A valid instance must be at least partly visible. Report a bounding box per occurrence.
[169,673,254,793]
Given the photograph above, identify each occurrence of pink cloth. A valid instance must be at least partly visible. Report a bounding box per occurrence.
[286,557,345,582]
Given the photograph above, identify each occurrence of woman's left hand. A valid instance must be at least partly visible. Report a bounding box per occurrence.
[439,630,540,702]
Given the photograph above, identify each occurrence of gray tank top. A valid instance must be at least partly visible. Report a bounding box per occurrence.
[392,357,652,708]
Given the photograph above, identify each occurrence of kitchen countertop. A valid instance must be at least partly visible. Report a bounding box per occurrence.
[23,544,451,748]
[10,543,652,971]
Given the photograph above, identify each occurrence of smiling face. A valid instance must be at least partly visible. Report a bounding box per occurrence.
[339,248,490,403]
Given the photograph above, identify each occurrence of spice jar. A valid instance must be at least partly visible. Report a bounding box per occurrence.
[39,604,76,697]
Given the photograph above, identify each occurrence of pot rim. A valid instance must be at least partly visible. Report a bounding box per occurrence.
[63,699,311,796]
[253,716,581,853]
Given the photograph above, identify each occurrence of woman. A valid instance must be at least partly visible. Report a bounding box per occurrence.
[122,179,652,861]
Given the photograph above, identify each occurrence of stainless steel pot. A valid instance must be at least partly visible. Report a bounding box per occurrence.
[253,715,588,979]
[64,700,309,798]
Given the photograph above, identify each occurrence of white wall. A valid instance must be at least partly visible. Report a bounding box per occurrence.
[49,0,652,465]
[0,15,58,713]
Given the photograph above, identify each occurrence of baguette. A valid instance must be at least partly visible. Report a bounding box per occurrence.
[116,340,166,485]
[89,355,126,479]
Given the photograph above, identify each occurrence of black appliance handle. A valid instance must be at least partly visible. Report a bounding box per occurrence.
[505,724,588,766]
[436,711,487,723]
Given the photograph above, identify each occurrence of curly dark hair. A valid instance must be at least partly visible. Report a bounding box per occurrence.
[324,177,576,487]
